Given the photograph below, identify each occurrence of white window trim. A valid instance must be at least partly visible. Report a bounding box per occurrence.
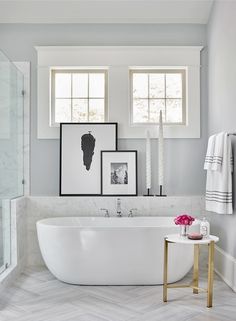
[50,68,108,126]
[129,68,186,126]
[36,46,203,139]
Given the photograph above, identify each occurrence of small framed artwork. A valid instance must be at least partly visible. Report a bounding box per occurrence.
[60,123,118,196]
[101,150,138,196]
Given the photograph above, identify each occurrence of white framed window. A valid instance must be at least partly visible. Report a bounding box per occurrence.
[130,69,186,125]
[50,69,108,126]
[37,46,202,139]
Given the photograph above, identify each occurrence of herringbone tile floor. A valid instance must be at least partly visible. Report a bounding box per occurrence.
[0,266,235,321]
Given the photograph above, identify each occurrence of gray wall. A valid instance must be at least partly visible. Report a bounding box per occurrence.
[207,1,236,258]
[0,24,208,196]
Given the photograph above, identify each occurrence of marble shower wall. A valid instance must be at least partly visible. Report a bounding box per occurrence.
[26,196,205,266]
[0,197,27,289]
[0,60,25,199]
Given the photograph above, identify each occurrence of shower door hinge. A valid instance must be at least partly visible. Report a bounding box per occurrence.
[22,179,25,185]
[5,263,9,269]
[21,90,25,96]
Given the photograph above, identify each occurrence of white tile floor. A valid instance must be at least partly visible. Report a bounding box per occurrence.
[0,266,235,321]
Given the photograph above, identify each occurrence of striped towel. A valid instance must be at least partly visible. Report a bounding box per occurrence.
[205,132,233,214]
[204,134,216,170]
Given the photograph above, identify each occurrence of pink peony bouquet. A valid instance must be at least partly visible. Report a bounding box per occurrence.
[174,214,195,226]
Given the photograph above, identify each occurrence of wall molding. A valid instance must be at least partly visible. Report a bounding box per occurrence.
[215,245,236,292]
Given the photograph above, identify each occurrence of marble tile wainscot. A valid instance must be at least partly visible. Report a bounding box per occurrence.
[0,197,27,291]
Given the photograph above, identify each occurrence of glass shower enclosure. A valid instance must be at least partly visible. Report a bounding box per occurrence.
[0,50,24,273]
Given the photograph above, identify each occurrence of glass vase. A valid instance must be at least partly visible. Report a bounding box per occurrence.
[179,225,189,237]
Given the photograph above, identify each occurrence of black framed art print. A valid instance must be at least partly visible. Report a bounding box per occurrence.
[60,123,118,196]
[101,150,137,196]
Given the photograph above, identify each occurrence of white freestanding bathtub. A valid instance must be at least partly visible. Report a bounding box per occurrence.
[37,217,199,285]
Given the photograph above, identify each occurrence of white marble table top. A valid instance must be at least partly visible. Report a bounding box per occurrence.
[165,234,219,245]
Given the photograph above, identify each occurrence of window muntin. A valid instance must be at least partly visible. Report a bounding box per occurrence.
[51,69,107,126]
[130,69,186,125]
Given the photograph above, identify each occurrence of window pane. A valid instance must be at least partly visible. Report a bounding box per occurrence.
[89,74,105,98]
[149,74,165,98]
[166,99,182,123]
[72,99,88,122]
[150,99,165,122]
[133,99,148,122]
[89,99,104,122]
[166,73,182,98]
[133,74,148,98]
[55,73,71,98]
[72,74,88,98]
[55,99,71,123]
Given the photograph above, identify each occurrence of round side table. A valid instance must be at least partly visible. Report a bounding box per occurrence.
[163,234,219,308]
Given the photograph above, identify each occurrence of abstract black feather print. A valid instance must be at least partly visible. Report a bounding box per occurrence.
[81,131,96,170]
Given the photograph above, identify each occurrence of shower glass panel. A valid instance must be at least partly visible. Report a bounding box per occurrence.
[0,50,24,273]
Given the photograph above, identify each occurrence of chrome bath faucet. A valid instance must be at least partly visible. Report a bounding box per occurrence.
[100,208,109,217]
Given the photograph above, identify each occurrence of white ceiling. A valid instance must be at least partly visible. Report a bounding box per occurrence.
[0,0,215,24]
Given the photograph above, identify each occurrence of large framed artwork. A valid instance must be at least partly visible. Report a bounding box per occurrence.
[101,150,137,196]
[60,123,118,196]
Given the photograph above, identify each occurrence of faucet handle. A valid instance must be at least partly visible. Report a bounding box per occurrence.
[100,208,109,217]
[128,208,137,217]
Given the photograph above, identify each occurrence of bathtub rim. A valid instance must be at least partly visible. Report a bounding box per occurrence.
[36,216,200,229]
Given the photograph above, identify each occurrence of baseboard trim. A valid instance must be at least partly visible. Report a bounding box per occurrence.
[215,245,236,292]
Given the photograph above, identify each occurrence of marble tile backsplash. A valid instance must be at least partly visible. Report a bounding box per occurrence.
[26,196,206,266]
[27,196,205,218]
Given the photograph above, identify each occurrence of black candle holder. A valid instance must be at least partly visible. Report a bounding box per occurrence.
[143,188,154,196]
[156,185,167,197]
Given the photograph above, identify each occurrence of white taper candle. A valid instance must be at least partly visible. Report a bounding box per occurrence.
[158,110,164,186]
[146,130,151,189]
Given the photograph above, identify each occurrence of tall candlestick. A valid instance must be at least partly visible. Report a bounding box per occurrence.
[158,110,164,187]
[146,130,151,190]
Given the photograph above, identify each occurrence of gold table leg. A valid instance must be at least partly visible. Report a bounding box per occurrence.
[162,239,216,308]
[163,238,168,302]
[193,244,200,294]
[207,241,215,308]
